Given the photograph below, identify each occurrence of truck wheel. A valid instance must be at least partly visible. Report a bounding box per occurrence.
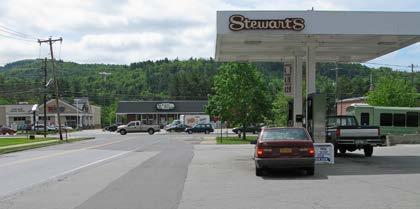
[148,129,155,135]
[306,167,315,176]
[364,145,373,157]
[339,148,347,154]
[120,129,127,135]
[334,145,338,157]
[256,167,263,176]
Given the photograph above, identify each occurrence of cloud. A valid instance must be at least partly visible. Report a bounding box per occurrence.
[0,0,419,67]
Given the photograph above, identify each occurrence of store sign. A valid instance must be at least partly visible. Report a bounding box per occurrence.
[314,143,334,164]
[229,14,305,31]
[48,106,65,113]
[284,64,293,97]
[10,108,25,113]
[156,103,175,110]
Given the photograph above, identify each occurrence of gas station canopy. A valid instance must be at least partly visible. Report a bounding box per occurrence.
[216,11,420,62]
[215,10,420,140]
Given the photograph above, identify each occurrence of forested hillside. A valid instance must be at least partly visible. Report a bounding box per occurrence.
[0,58,416,125]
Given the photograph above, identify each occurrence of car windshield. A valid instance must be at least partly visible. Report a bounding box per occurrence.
[262,129,308,141]
[327,117,357,126]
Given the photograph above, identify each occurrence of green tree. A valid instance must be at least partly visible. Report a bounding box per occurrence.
[271,91,290,126]
[367,76,417,107]
[206,63,271,139]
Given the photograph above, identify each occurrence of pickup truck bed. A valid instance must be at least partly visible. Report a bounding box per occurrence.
[326,116,381,157]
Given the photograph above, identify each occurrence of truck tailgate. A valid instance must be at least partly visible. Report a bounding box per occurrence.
[340,128,378,138]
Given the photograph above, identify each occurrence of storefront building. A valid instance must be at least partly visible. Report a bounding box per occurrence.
[38,98,101,129]
[116,100,208,125]
[0,98,101,129]
[0,104,34,130]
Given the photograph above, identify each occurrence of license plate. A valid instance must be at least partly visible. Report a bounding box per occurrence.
[355,140,365,145]
[280,148,292,153]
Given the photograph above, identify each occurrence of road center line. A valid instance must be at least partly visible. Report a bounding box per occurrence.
[0,138,135,168]
[0,140,162,200]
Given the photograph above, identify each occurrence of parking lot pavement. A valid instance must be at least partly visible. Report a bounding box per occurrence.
[178,145,420,209]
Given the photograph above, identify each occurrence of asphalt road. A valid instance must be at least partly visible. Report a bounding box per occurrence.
[1,130,420,209]
[0,130,200,209]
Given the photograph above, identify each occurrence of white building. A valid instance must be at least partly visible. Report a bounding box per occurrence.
[0,98,101,129]
[0,104,34,130]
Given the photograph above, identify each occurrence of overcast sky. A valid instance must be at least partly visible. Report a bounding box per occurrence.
[0,0,419,70]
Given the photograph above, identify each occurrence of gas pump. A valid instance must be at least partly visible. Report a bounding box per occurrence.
[305,93,326,143]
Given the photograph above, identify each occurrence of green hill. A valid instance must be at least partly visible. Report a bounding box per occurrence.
[0,58,413,125]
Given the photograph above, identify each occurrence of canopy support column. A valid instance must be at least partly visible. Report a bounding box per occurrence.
[306,46,316,94]
[293,56,303,127]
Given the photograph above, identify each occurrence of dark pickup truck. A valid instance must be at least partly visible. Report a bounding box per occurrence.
[326,115,381,157]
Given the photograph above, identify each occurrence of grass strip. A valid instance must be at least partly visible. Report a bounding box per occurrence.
[0,137,95,154]
[216,136,257,144]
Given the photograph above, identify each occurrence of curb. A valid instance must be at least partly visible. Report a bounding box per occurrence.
[0,137,95,155]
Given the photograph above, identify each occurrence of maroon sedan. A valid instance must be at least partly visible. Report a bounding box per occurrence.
[252,127,315,176]
[0,126,16,135]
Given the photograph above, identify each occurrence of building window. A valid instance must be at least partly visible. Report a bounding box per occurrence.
[39,116,52,120]
[380,113,393,126]
[393,114,406,127]
[360,113,370,126]
[407,112,418,127]
[13,117,26,121]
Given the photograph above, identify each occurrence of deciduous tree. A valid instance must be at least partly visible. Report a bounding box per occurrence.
[206,63,271,139]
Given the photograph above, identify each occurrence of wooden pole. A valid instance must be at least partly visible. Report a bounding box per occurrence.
[38,37,63,140]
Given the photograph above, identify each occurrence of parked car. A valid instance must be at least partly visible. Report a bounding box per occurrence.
[326,115,381,157]
[32,124,56,131]
[117,121,160,135]
[62,126,73,131]
[185,123,214,134]
[232,125,262,134]
[251,127,315,176]
[166,124,191,132]
[104,124,119,132]
[0,126,17,135]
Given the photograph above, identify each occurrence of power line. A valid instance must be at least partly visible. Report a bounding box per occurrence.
[0,23,37,39]
[364,62,419,69]
[0,33,35,42]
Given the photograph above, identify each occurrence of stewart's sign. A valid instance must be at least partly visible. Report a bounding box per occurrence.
[229,14,305,31]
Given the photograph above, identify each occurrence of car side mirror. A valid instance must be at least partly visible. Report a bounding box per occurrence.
[250,139,257,145]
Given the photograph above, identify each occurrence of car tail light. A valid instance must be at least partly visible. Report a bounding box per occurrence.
[336,128,340,137]
[308,147,315,157]
[256,147,264,157]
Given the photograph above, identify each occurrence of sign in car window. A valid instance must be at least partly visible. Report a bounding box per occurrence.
[314,143,334,164]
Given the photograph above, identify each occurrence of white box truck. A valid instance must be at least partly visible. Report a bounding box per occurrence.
[180,115,210,127]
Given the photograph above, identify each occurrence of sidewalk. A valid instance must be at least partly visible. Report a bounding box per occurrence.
[200,136,216,145]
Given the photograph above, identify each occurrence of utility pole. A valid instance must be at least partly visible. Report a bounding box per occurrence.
[43,57,47,138]
[411,64,415,89]
[38,37,64,141]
